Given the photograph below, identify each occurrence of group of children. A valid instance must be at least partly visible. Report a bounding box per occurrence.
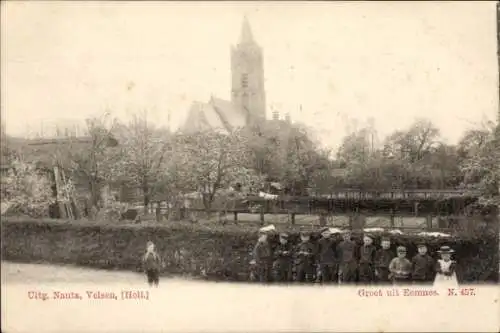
[252,227,459,286]
[139,228,459,287]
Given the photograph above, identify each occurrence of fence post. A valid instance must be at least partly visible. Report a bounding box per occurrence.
[437,215,447,228]
[390,209,395,228]
[319,211,327,227]
[351,211,364,231]
[155,202,161,222]
[260,207,265,225]
[233,211,238,223]
[291,213,296,225]
[426,214,432,229]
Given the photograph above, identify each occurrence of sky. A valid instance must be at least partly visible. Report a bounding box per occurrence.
[1,1,498,150]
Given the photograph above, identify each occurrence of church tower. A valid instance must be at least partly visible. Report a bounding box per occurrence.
[231,16,266,125]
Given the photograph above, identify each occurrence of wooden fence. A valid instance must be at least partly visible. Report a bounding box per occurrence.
[145,189,482,221]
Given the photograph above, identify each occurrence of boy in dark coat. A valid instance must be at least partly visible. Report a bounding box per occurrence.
[358,235,376,283]
[142,241,163,287]
[411,243,435,284]
[295,231,316,283]
[317,228,337,283]
[253,229,273,283]
[273,232,293,282]
[374,237,393,283]
[336,231,358,284]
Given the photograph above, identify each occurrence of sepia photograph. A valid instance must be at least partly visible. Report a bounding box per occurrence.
[1,1,499,332]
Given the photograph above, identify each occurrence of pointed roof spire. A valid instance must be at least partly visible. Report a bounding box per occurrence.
[240,15,254,44]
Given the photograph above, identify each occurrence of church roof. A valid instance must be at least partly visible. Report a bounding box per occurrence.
[180,17,262,134]
[183,102,211,132]
[199,101,227,131]
[210,97,247,130]
[182,99,245,134]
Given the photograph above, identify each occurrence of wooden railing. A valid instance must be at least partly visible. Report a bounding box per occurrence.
[145,189,483,221]
[142,207,491,237]
[314,188,480,199]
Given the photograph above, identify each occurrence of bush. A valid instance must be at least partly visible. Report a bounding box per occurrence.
[1,218,498,283]
[1,160,55,218]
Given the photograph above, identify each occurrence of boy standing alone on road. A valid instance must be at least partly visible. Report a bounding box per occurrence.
[142,241,163,287]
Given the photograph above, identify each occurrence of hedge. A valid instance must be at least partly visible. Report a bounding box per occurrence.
[1,218,498,283]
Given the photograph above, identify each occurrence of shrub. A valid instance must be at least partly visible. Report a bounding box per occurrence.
[1,218,498,283]
[1,160,55,218]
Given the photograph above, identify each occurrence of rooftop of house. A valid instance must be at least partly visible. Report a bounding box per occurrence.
[3,135,117,167]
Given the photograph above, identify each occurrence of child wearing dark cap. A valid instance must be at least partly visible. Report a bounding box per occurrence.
[142,241,163,287]
[317,228,337,284]
[411,243,435,284]
[336,231,358,284]
[253,229,273,283]
[388,246,412,285]
[295,231,316,283]
[273,232,293,282]
[358,234,376,283]
[374,237,393,284]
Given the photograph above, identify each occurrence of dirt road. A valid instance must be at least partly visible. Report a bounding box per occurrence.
[2,261,498,332]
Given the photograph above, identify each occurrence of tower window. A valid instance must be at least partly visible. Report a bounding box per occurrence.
[241,74,249,88]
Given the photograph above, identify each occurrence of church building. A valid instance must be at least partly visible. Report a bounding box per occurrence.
[181,17,267,133]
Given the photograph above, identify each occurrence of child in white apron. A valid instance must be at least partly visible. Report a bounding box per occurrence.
[433,246,458,289]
